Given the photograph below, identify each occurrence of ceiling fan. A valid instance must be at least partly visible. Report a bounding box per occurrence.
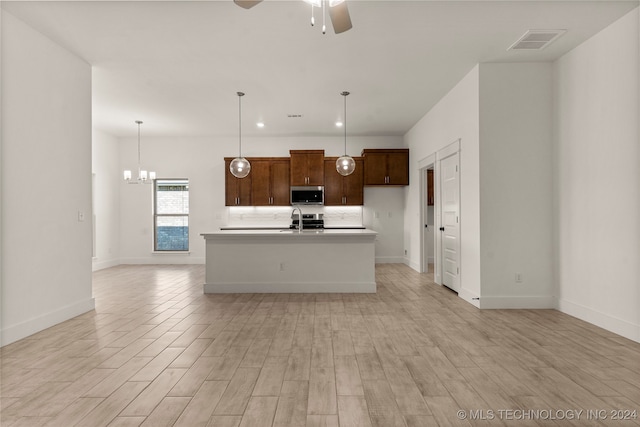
[234,0,353,34]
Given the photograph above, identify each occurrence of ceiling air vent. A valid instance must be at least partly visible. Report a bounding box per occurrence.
[508,30,566,51]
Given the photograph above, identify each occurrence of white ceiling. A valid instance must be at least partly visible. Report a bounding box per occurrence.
[3,0,638,138]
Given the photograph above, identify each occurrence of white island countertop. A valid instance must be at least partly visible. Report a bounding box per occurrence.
[202,228,377,239]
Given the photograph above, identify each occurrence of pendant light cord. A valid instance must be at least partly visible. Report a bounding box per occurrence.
[136,120,143,175]
[322,0,326,34]
[342,91,349,156]
[238,92,244,158]
[344,94,347,155]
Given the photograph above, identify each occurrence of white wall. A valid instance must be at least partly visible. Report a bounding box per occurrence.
[363,187,405,263]
[553,8,640,342]
[92,129,120,271]
[478,63,554,308]
[403,66,482,303]
[1,12,94,346]
[115,134,406,264]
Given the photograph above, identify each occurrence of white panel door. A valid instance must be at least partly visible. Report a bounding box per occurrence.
[440,153,460,292]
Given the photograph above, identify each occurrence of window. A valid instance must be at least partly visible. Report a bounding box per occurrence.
[154,179,189,251]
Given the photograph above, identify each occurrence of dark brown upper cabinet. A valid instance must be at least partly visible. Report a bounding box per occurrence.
[224,157,252,206]
[324,157,364,206]
[427,169,434,206]
[361,148,409,186]
[290,150,325,186]
[250,158,290,206]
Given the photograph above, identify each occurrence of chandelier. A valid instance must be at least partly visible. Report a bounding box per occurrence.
[124,120,155,184]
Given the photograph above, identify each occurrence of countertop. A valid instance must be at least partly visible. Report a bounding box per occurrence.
[219,226,366,230]
[202,228,377,239]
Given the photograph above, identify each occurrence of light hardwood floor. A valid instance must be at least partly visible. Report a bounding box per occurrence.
[2,264,639,426]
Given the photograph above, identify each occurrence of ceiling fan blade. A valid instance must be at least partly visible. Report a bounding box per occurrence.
[234,0,263,9]
[329,1,352,34]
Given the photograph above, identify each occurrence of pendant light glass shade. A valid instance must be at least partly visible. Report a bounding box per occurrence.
[230,157,250,178]
[336,155,356,176]
[230,92,251,179]
[336,91,355,176]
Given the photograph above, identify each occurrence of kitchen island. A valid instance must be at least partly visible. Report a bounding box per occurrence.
[201,228,377,293]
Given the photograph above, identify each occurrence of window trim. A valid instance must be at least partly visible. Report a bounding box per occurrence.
[153,178,190,252]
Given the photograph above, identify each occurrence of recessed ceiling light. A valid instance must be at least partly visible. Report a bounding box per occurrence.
[335,121,343,127]
[256,122,265,128]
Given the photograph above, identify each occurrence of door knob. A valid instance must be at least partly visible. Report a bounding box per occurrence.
[439,227,445,231]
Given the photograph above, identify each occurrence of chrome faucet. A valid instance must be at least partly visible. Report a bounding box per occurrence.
[291,206,303,233]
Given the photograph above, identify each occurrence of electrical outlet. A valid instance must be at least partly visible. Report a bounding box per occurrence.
[515,273,523,283]
[77,211,85,222]
[404,249,407,255]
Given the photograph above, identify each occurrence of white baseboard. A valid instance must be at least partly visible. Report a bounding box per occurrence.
[459,288,480,308]
[375,256,405,264]
[478,295,556,309]
[1,297,95,347]
[558,298,640,343]
[92,258,120,271]
[404,258,421,272]
[204,281,376,293]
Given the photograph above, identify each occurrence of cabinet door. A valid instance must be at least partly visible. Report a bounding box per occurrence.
[290,150,325,185]
[323,159,344,206]
[270,159,290,205]
[387,151,409,185]
[363,152,388,185]
[427,169,434,206]
[225,158,252,206]
[305,152,325,185]
[250,159,271,206]
[343,158,364,205]
[290,152,308,186]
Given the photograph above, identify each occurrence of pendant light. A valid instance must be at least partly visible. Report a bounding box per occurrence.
[230,92,251,179]
[336,91,355,176]
[124,120,156,184]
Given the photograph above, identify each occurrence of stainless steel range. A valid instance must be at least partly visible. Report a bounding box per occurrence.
[290,212,324,230]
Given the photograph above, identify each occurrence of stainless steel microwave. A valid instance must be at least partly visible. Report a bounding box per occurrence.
[290,186,324,205]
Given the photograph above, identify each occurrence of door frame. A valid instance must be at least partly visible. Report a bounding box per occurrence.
[418,139,461,286]
[418,154,436,277]
[437,139,461,290]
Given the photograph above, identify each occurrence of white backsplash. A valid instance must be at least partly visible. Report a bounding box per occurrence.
[226,206,363,228]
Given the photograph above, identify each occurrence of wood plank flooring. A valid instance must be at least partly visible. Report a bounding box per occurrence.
[2,264,639,426]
